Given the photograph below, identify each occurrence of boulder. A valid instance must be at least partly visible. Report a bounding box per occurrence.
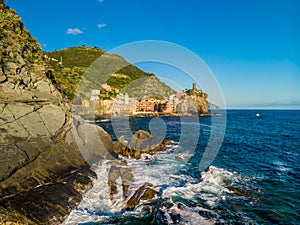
[76,122,117,163]
[125,182,158,210]
[106,161,158,211]
[107,160,134,200]
[175,155,185,161]
[113,136,127,155]
[113,130,169,160]
[127,130,162,151]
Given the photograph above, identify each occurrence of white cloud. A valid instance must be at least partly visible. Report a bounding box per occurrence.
[41,43,47,49]
[98,23,107,29]
[67,28,83,35]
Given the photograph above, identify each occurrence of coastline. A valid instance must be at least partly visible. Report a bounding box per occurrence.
[81,112,212,121]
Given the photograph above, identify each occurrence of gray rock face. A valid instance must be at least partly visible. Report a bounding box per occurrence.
[0,100,69,182]
[0,2,115,224]
[0,166,97,225]
[74,117,116,163]
[176,87,209,116]
[37,105,66,136]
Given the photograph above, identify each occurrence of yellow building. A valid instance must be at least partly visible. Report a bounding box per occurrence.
[82,99,90,107]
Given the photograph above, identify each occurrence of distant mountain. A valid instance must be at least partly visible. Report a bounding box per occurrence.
[45,46,175,100]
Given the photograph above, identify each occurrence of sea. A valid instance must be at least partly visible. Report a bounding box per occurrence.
[64,110,300,225]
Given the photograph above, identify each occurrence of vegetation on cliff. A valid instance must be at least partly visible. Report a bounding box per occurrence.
[0,0,43,85]
[122,74,176,100]
[45,46,175,100]
[177,84,209,115]
[0,2,116,224]
[0,1,210,224]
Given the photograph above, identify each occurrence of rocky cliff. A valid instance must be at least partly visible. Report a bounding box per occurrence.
[176,85,209,116]
[0,2,115,224]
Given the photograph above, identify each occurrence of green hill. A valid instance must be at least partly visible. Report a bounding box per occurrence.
[122,75,175,100]
[46,46,105,67]
[45,46,175,100]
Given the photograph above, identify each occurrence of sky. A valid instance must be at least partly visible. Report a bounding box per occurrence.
[5,0,300,109]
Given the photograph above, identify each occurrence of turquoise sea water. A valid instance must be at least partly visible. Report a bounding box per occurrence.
[65,110,300,224]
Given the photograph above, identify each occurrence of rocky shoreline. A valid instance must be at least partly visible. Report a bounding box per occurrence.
[0,2,115,224]
[0,166,96,224]
[0,2,210,224]
[81,111,211,122]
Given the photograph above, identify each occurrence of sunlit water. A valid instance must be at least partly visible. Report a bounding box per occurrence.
[64,110,300,224]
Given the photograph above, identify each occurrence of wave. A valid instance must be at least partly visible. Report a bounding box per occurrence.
[159,166,259,224]
[64,161,255,224]
[162,166,234,208]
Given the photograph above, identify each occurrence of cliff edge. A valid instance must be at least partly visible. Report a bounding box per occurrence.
[0,2,115,224]
[177,83,209,116]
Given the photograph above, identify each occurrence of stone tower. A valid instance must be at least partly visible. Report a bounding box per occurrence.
[193,83,196,91]
[192,83,197,94]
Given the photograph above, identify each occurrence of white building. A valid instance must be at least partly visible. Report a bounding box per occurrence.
[91,89,100,95]
[125,93,129,105]
[169,94,176,101]
[90,89,100,102]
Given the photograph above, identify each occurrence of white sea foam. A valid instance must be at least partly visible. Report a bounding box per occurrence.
[162,166,234,208]
[160,202,216,225]
[272,160,292,172]
[63,161,113,224]
[64,146,238,224]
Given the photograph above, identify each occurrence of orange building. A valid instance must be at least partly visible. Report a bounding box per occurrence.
[137,99,155,112]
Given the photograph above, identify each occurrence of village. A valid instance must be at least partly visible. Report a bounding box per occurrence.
[73,83,209,118]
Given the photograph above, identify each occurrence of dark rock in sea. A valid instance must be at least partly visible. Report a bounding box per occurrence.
[175,155,185,161]
[109,131,165,211]
[113,130,170,160]
[125,182,158,210]
[113,136,128,157]
[0,2,115,224]
[107,160,134,200]
[107,160,159,211]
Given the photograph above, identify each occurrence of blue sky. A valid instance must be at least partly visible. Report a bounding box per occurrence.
[6,0,300,109]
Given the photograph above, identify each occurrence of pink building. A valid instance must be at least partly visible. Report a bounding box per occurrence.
[176,92,186,99]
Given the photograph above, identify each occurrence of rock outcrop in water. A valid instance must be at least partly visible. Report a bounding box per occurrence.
[113,130,171,159]
[125,182,158,210]
[0,2,115,224]
[107,160,159,211]
[107,130,170,211]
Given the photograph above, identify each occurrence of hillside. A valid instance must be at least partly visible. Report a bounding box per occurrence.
[122,75,175,100]
[0,1,116,223]
[45,46,175,100]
